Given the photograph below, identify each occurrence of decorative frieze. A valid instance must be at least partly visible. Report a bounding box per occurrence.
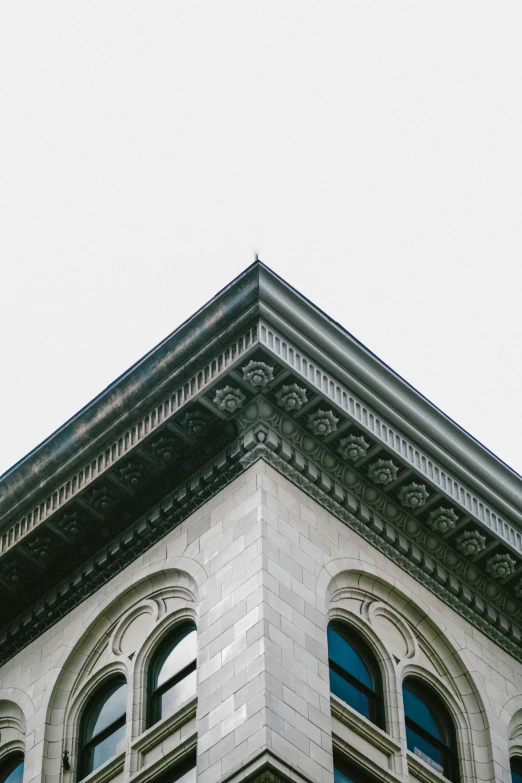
[213,386,246,413]
[338,435,369,462]
[182,411,209,438]
[259,320,522,556]
[368,460,398,487]
[0,324,258,555]
[427,507,458,534]
[242,360,274,388]
[456,530,486,557]
[117,462,146,488]
[486,554,516,580]
[398,483,429,510]
[1,400,522,669]
[307,409,339,437]
[275,383,307,412]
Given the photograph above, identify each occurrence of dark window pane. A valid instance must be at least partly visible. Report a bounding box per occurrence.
[406,726,444,771]
[330,668,370,718]
[1,761,24,783]
[328,628,373,689]
[175,766,197,783]
[88,723,126,773]
[403,686,442,741]
[86,681,126,740]
[157,630,197,688]
[334,766,356,783]
[160,669,197,718]
[511,761,522,783]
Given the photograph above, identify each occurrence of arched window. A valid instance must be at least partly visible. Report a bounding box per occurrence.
[327,623,384,728]
[0,756,24,783]
[403,677,459,782]
[510,757,522,783]
[79,676,126,780]
[148,624,197,727]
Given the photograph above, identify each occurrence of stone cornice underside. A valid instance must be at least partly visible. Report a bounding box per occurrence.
[0,391,521,667]
[1,263,521,665]
[259,321,522,555]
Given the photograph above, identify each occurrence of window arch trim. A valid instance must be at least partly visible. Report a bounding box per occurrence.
[78,674,127,781]
[328,620,385,729]
[147,621,197,729]
[402,674,459,783]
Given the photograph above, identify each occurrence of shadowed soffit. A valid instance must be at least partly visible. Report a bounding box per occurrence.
[0,260,521,664]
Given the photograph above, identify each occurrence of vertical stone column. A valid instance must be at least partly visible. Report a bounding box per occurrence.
[196,464,333,783]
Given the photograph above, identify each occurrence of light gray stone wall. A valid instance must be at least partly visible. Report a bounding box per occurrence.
[0,461,521,783]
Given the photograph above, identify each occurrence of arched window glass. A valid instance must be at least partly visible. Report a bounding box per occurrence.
[79,676,126,780]
[403,678,459,782]
[511,757,522,783]
[148,625,197,727]
[327,623,383,728]
[0,756,24,783]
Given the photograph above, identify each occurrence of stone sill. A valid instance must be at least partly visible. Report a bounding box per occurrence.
[407,750,452,783]
[130,733,197,783]
[331,694,401,757]
[131,696,197,755]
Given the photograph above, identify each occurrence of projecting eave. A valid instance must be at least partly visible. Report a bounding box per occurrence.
[1,260,522,668]
[255,264,522,521]
[2,261,520,530]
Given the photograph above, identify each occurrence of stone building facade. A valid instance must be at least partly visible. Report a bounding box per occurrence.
[1,262,522,783]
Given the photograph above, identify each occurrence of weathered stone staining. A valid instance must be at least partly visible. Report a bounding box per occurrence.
[0,262,521,783]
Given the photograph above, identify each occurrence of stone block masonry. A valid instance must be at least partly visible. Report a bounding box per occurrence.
[0,461,521,783]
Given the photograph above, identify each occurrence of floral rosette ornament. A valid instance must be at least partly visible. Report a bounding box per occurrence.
[182,411,208,438]
[368,459,398,487]
[427,506,459,534]
[213,386,246,413]
[308,409,338,437]
[241,360,274,389]
[338,435,369,462]
[275,384,307,412]
[398,482,429,509]
[456,530,486,557]
[486,553,516,580]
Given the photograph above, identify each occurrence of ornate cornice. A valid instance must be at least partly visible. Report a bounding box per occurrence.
[259,320,522,557]
[1,263,522,666]
[0,324,257,555]
[1,393,522,667]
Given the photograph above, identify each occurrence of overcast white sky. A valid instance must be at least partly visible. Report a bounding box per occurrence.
[1,2,521,480]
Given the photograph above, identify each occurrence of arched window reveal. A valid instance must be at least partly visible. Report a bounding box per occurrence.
[327,623,384,728]
[0,756,24,783]
[403,678,459,783]
[79,676,127,780]
[148,624,197,727]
